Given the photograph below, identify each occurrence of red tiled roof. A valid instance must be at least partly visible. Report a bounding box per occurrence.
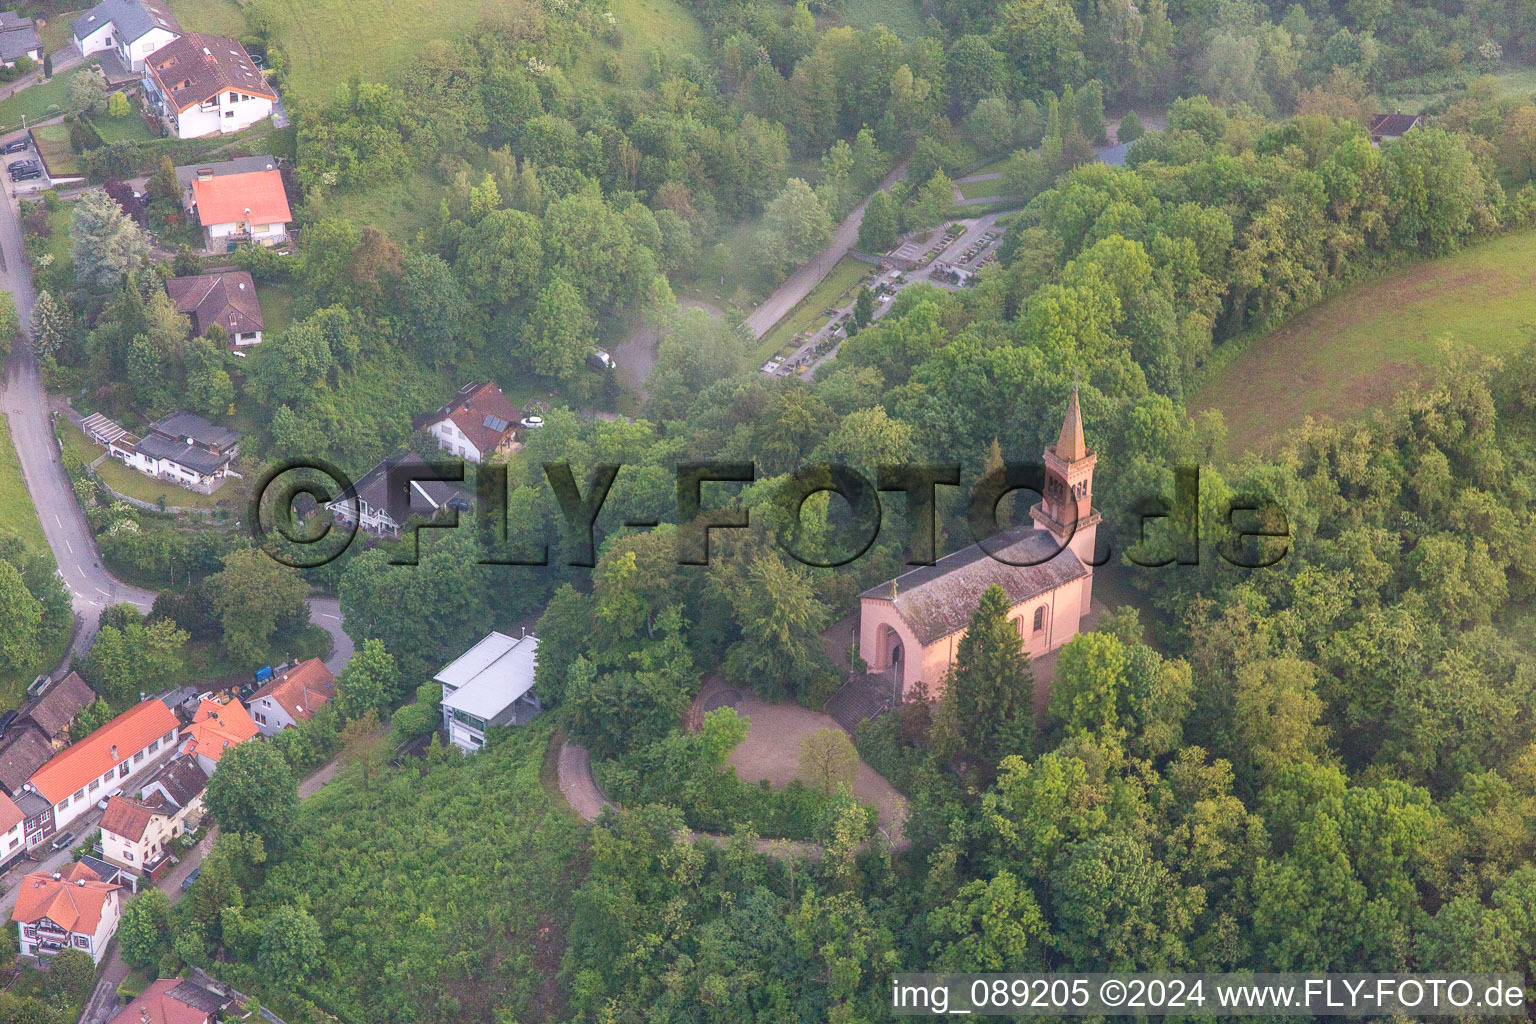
[249,658,335,724]
[108,978,214,1024]
[27,700,179,804]
[146,31,274,112]
[13,861,120,934]
[191,169,292,229]
[180,698,258,764]
[99,795,166,843]
[0,790,22,833]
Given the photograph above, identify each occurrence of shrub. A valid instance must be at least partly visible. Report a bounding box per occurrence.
[1118,109,1145,143]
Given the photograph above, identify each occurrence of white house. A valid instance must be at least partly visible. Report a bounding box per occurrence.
[247,658,336,737]
[71,0,180,72]
[99,755,206,879]
[13,861,123,963]
[0,791,26,867]
[106,411,241,494]
[0,12,42,68]
[413,382,522,464]
[327,452,471,538]
[185,166,292,250]
[142,32,274,139]
[436,632,543,753]
[21,699,181,835]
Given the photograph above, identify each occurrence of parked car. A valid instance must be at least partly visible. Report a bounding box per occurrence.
[519,415,544,429]
[96,787,123,811]
[180,866,202,891]
[49,831,74,852]
[7,158,33,173]
[0,709,16,740]
[587,348,616,372]
[11,166,42,182]
[1,138,28,154]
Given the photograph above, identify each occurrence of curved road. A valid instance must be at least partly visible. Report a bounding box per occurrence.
[0,157,352,673]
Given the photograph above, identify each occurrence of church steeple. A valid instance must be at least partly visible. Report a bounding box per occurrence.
[1055,384,1087,461]
[1031,387,1101,575]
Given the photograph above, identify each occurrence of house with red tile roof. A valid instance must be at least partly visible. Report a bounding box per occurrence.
[414,382,523,464]
[248,658,336,737]
[0,789,26,867]
[108,977,232,1024]
[180,698,258,774]
[187,167,292,251]
[142,31,275,139]
[13,861,123,962]
[22,699,180,834]
[100,752,208,878]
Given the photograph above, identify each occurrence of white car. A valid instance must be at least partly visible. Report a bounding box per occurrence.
[519,415,545,429]
[96,787,123,810]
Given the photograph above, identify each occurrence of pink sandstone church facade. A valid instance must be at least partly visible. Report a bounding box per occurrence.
[857,388,1100,701]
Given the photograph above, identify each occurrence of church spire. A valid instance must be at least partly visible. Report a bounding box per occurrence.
[1055,383,1087,461]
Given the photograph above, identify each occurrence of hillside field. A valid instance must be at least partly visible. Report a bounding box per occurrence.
[1190,228,1536,454]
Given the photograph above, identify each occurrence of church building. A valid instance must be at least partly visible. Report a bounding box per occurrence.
[857,387,1100,701]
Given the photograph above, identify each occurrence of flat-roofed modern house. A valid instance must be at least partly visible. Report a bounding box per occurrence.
[435,632,543,753]
[166,270,265,348]
[142,32,275,138]
[0,12,42,67]
[106,411,241,494]
[71,0,181,72]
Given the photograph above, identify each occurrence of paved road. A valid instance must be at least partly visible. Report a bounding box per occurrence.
[0,130,352,670]
[744,161,907,340]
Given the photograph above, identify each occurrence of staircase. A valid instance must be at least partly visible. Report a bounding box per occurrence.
[825,671,898,733]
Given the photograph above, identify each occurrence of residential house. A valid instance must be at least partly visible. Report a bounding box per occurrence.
[414,382,522,463]
[185,166,292,250]
[166,270,265,349]
[326,452,471,538]
[108,977,232,1024]
[436,632,543,753]
[20,698,181,834]
[71,0,181,72]
[100,753,207,878]
[857,388,1099,705]
[13,861,123,962]
[248,658,336,737]
[173,154,278,205]
[179,698,257,774]
[107,411,241,494]
[23,670,98,750]
[142,32,275,139]
[0,725,55,797]
[0,12,42,67]
[1368,112,1425,145]
[0,791,25,867]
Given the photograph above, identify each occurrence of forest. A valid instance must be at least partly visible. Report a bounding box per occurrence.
[1,0,1536,1018]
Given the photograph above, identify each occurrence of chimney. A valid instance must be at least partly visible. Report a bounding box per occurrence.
[196,167,212,181]
[52,872,60,880]
[76,879,85,887]
[110,744,118,760]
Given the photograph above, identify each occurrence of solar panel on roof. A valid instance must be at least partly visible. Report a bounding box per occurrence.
[483,415,509,432]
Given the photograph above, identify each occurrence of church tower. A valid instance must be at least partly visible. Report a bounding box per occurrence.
[1031,385,1100,598]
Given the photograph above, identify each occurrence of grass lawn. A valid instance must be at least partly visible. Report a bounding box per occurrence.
[166,0,248,39]
[325,166,438,243]
[572,0,706,90]
[38,11,84,55]
[32,121,79,176]
[255,282,294,338]
[0,63,99,130]
[59,420,238,510]
[957,177,1006,200]
[89,107,158,144]
[0,417,47,554]
[834,0,925,39]
[756,255,871,362]
[1189,228,1536,456]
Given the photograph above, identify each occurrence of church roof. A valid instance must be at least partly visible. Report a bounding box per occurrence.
[1054,385,1088,461]
[859,526,1088,646]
